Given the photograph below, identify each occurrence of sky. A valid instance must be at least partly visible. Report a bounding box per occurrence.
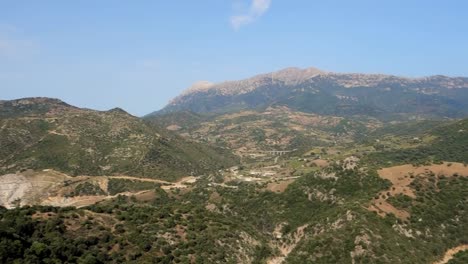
[1,0,468,116]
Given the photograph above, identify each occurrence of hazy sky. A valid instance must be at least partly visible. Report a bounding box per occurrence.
[1,0,468,116]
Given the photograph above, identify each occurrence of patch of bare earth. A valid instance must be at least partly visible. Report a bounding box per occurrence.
[0,169,199,208]
[133,190,156,202]
[175,224,187,242]
[43,195,110,208]
[32,212,57,220]
[369,162,468,220]
[311,159,329,168]
[350,233,372,264]
[0,170,71,208]
[166,124,181,131]
[268,224,309,264]
[433,245,468,264]
[266,179,295,193]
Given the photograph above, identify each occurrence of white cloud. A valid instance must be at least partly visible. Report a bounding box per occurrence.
[230,0,271,30]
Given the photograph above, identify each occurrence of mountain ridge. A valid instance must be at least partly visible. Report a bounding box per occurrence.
[174,67,468,98]
[155,67,468,119]
[0,97,238,180]
[0,97,140,120]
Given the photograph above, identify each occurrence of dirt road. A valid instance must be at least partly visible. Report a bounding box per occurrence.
[433,245,468,264]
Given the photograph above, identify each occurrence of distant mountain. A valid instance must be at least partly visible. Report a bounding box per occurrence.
[2,97,468,264]
[156,67,468,119]
[0,97,238,180]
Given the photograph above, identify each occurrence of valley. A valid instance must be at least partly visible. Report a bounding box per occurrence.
[1,68,468,263]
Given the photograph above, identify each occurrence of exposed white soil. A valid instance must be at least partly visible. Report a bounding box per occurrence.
[0,170,198,208]
[267,224,309,264]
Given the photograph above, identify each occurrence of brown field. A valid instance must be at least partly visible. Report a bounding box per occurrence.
[311,159,329,168]
[369,162,468,220]
[134,190,157,202]
[266,179,295,193]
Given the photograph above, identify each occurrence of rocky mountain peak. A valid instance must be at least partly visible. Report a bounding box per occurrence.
[160,67,468,118]
[260,66,327,84]
[175,66,328,101]
[181,81,215,95]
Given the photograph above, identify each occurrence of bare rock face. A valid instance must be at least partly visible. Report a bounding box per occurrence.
[177,68,468,99]
[158,66,468,118]
[174,67,327,99]
[181,81,215,95]
[265,67,326,83]
[0,170,69,208]
[0,174,33,208]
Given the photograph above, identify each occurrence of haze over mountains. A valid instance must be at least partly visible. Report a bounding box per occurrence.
[156,67,468,119]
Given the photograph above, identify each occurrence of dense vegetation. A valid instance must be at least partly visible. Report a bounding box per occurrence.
[1,97,467,263]
[107,179,162,195]
[1,162,466,263]
[448,250,468,264]
[367,119,468,166]
[0,189,268,263]
[0,98,238,181]
[66,182,106,197]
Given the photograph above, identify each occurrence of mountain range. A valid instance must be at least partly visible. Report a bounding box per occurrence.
[1,67,467,264]
[155,67,468,120]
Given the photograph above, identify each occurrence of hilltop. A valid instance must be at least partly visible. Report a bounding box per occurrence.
[0,97,238,181]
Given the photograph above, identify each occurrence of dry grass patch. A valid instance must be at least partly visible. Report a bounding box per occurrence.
[266,179,295,193]
[311,159,329,168]
[133,190,156,202]
[369,162,468,220]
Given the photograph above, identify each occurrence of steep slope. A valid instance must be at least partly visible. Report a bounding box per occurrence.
[0,98,238,180]
[156,67,468,119]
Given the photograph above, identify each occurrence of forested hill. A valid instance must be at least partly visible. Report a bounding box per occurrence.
[0,97,238,180]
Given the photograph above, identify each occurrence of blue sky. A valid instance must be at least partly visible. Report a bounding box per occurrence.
[1,0,467,116]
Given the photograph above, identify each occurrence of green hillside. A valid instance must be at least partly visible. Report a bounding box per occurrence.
[1,161,466,263]
[0,98,467,264]
[0,98,238,180]
[367,119,468,166]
